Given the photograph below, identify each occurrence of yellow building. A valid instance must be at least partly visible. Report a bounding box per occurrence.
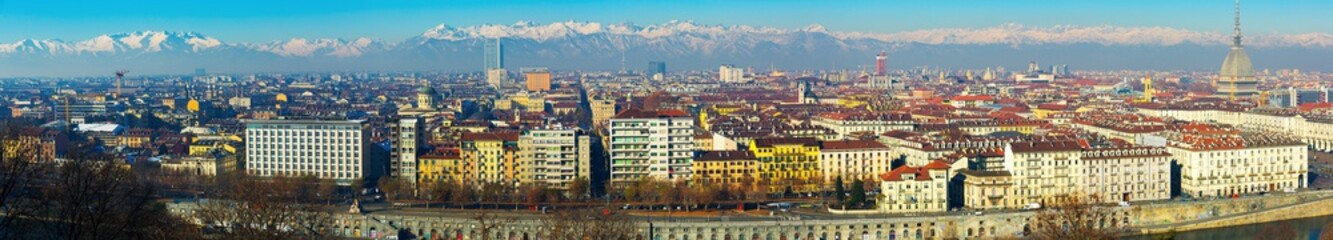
[692,150,758,188]
[418,148,463,184]
[460,132,524,186]
[749,137,821,193]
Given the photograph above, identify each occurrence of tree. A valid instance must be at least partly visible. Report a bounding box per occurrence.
[0,124,45,240]
[195,174,334,240]
[833,175,846,207]
[539,208,640,240]
[470,210,514,240]
[523,183,549,207]
[29,150,200,240]
[848,179,867,209]
[566,177,589,201]
[1031,194,1119,240]
[378,177,410,202]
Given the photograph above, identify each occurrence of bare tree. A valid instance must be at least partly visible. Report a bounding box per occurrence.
[539,208,640,240]
[378,177,410,202]
[1031,194,1120,240]
[566,177,589,201]
[194,174,334,240]
[33,149,200,240]
[0,125,45,240]
[470,210,514,240]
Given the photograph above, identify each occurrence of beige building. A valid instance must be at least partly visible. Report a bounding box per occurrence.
[1003,140,1086,206]
[811,112,913,139]
[957,169,1017,210]
[1079,146,1171,202]
[518,128,591,189]
[1161,130,1307,197]
[819,139,894,184]
[879,160,951,213]
[161,154,238,176]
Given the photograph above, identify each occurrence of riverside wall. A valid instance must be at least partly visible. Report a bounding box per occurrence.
[166,191,1333,240]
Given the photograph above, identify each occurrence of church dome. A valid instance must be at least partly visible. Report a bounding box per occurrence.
[1219,46,1255,78]
[418,85,437,95]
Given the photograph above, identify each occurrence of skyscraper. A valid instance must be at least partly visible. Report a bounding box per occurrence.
[647,61,666,78]
[484,38,503,70]
[1216,0,1259,99]
[875,51,887,75]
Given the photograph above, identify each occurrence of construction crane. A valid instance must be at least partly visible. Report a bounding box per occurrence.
[1259,90,1271,106]
[1137,74,1154,103]
[115,70,129,99]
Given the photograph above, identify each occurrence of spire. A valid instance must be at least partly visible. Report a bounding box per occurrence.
[1233,0,1242,47]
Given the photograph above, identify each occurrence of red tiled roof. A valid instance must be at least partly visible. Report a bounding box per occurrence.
[613,108,689,119]
[951,95,995,101]
[696,150,757,162]
[752,137,819,148]
[820,139,888,150]
[460,132,519,142]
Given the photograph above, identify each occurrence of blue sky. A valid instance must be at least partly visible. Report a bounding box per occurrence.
[1,0,1328,43]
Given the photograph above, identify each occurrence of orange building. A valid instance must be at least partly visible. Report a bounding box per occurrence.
[525,71,551,92]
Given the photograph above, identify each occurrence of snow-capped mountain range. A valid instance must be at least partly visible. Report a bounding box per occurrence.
[2,21,1331,77]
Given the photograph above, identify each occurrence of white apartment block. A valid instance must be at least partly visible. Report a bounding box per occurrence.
[879,161,951,213]
[1003,141,1086,206]
[519,128,591,189]
[608,109,694,185]
[719,64,746,82]
[245,119,368,185]
[392,117,423,183]
[1161,131,1308,198]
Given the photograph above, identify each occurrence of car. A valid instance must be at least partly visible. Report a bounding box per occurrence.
[1024,203,1041,210]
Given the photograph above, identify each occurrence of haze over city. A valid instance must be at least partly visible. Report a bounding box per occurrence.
[3,1,1333,77]
[0,1,1331,240]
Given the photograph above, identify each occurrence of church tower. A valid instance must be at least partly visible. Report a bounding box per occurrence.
[1215,0,1259,99]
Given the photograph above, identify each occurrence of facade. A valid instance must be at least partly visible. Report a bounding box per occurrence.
[244,119,369,185]
[719,64,746,82]
[518,128,591,189]
[1162,131,1307,197]
[811,112,913,139]
[1003,140,1086,206]
[459,132,522,186]
[750,137,821,193]
[418,148,462,184]
[1079,146,1172,202]
[486,68,507,88]
[879,160,951,213]
[483,38,503,70]
[958,169,1017,210]
[161,154,238,176]
[647,61,666,79]
[819,139,894,184]
[588,96,617,129]
[525,71,552,92]
[607,109,694,185]
[692,150,758,188]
